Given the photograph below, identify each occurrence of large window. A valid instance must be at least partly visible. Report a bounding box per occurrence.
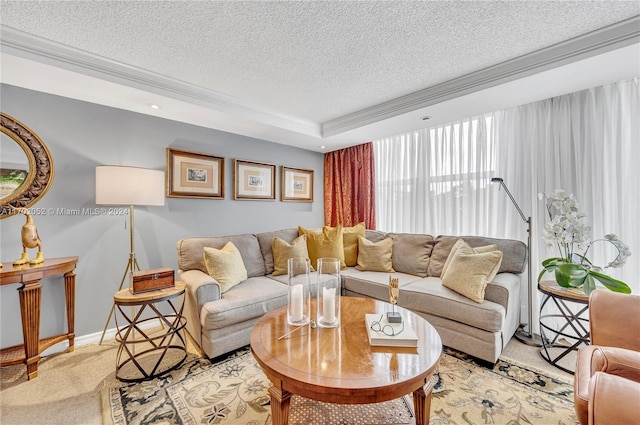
[374,115,496,236]
[373,78,640,329]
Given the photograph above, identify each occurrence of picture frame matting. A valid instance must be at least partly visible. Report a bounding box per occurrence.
[234,159,276,200]
[281,166,314,202]
[166,148,225,199]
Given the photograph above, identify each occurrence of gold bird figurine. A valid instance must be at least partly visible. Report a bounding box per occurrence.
[12,206,44,265]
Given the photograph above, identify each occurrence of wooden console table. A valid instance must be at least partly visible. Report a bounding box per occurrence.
[0,257,79,380]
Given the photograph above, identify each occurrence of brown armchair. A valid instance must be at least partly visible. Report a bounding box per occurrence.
[574,290,640,425]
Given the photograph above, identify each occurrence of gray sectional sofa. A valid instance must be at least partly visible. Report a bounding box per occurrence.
[177,228,526,363]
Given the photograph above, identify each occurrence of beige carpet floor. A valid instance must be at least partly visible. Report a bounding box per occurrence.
[0,337,573,425]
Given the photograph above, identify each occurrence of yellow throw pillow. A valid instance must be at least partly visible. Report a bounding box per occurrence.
[298,225,346,269]
[341,222,366,267]
[355,236,395,272]
[272,235,313,276]
[441,245,503,303]
[203,241,248,293]
[441,239,498,277]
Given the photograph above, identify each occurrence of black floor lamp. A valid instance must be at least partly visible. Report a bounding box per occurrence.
[491,177,543,346]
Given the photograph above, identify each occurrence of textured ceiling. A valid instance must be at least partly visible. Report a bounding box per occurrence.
[0,1,639,151]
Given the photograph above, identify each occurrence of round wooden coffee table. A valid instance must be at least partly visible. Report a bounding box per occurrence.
[250,296,442,425]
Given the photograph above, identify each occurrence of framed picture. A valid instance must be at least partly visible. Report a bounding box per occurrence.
[281,166,314,202]
[166,148,225,199]
[234,159,276,200]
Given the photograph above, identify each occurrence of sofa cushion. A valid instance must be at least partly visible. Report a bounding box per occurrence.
[401,277,505,333]
[341,268,422,301]
[272,235,312,276]
[365,229,388,243]
[388,233,434,277]
[203,242,248,293]
[177,234,266,277]
[256,228,299,275]
[441,244,503,303]
[356,236,395,272]
[199,277,288,330]
[298,225,346,269]
[428,235,526,277]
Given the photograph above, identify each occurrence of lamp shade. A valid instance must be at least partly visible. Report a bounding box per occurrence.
[96,165,165,206]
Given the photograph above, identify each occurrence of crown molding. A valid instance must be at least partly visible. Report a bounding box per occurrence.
[2,16,638,142]
[0,26,321,138]
[322,15,640,137]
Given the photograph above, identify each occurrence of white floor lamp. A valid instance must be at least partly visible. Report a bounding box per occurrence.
[491,177,543,346]
[95,165,165,344]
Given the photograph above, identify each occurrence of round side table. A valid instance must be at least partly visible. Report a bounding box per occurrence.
[113,281,187,382]
[538,280,590,374]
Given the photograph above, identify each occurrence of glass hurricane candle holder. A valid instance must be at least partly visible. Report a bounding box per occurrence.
[316,258,341,328]
[287,257,311,326]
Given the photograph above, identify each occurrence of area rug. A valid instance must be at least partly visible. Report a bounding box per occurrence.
[102,347,579,425]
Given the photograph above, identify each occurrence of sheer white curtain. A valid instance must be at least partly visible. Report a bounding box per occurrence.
[374,77,640,332]
[374,116,497,236]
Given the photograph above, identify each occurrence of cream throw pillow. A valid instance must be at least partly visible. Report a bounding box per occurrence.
[441,245,503,303]
[203,242,248,293]
[298,225,346,269]
[441,239,499,277]
[356,236,395,272]
[272,235,313,276]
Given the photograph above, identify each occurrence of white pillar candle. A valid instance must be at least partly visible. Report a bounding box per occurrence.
[291,284,303,322]
[323,287,336,323]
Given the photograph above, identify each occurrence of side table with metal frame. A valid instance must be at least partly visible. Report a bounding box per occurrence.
[538,280,590,374]
[113,281,187,382]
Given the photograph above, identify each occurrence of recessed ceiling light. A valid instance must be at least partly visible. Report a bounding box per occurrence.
[421,116,432,121]
[319,145,326,149]
[149,103,161,110]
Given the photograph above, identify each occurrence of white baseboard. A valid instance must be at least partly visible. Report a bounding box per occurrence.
[40,318,164,357]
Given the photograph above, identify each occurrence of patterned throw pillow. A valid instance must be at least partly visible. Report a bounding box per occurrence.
[441,243,503,303]
[441,238,498,277]
[203,241,248,293]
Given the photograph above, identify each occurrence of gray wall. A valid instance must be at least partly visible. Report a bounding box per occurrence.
[0,84,325,347]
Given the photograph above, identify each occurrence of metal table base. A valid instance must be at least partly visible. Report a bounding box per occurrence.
[538,281,590,374]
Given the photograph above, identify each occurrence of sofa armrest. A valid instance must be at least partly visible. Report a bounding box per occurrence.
[484,273,519,312]
[179,269,222,312]
[179,269,222,350]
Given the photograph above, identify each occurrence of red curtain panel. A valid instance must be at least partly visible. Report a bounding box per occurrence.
[324,142,376,229]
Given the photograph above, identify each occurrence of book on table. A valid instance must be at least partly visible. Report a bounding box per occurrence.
[365,313,418,347]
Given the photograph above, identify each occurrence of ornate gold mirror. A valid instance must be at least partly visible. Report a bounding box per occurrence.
[1,112,54,219]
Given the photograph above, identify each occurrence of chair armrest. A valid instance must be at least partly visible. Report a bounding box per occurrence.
[589,372,640,425]
[179,269,222,311]
[590,346,640,384]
